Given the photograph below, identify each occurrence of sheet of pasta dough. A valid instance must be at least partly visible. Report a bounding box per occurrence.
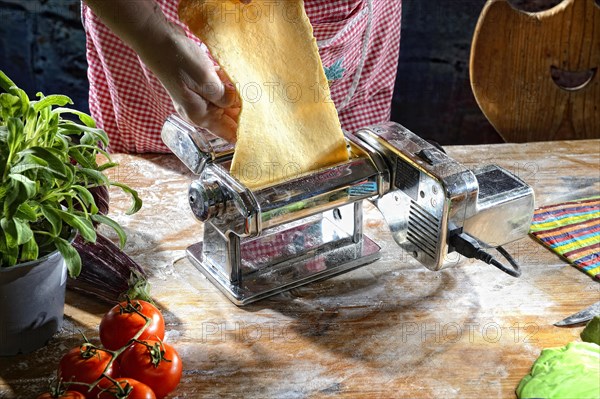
[179,0,349,189]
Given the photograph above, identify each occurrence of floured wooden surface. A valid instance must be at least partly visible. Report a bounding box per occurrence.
[179,0,349,189]
[0,140,598,398]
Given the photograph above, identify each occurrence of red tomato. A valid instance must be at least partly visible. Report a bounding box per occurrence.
[58,344,119,397]
[36,392,86,399]
[119,340,182,399]
[99,300,165,351]
[98,378,156,399]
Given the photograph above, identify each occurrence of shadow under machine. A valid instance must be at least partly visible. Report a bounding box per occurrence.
[162,115,535,305]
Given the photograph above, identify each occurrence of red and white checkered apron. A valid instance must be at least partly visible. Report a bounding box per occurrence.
[82,0,402,153]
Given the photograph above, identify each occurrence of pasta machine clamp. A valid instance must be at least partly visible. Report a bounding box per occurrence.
[162,115,535,305]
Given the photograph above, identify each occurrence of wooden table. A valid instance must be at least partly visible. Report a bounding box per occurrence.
[1,140,599,398]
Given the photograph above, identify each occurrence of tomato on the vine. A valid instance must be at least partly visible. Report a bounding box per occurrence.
[98,378,156,399]
[99,300,165,351]
[36,392,85,399]
[119,340,182,399]
[58,344,119,397]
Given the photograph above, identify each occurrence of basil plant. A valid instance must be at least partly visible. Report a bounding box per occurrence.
[0,71,142,277]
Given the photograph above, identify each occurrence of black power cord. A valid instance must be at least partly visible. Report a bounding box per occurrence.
[449,232,522,278]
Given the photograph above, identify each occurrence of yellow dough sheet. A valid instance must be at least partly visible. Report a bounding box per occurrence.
[179,0,349,189]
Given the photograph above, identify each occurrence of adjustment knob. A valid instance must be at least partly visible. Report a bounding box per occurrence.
[189,179,227,222]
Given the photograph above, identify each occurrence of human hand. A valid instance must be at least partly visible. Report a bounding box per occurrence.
[162,0,251,140]
[83,0,249,142]
[140,23,240,142]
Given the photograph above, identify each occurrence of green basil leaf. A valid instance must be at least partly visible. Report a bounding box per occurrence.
[3,180,28,219]
[78,168,110,186]
[46,111,60,137]
[16,202,38,222]
[53,132,70,151]
[20,237,39,262]
[110,181,143,215]
[14,218,33,245]
[13,86,30,117]
[54,236,81,277]
[63,163,75,187]
[58,123,109,148]
[52,107,96,128]
[0,125,8,141]
[10,162,65,180]
[9,173,37,199]
[71,185,98,214]
[78,129,110,148]
[0,93,20,120]
[11,153,67,180]
[0,218,17,248]
[68,147,94,169]
[91,214,127,249]
[0,70,16,92]
[22,106,38,138]
[71,144,111,162]
[40,205,62,237]
[58,121,106,136]
[7,117,24,154]
[0,231,18,266]
[86,128,109,147]
[20,147,67,177]
[32,93,51,126]
[0,217,33,246]
[16,153,48,167]
[32,94,73,113]
[56,210,96,243]
[0,184,7,203]
[97,161,119,172]
[0,93,19,108]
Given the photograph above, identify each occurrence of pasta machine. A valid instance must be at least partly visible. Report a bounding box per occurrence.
[162,115,535,305]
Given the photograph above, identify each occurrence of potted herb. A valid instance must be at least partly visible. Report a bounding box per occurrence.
[0,70,142,355]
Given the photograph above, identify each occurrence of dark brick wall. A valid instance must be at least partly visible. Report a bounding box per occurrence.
[0,0,88,112]
[392,0,502,144]
[0,0,502,144]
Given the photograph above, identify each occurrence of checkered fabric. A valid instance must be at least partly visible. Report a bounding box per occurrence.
[82,0,402,153]
[241,223,326,274]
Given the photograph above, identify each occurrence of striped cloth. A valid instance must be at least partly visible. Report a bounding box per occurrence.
[530,197,600,280]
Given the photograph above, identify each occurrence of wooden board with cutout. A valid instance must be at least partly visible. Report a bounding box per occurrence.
[470,0,600,142]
